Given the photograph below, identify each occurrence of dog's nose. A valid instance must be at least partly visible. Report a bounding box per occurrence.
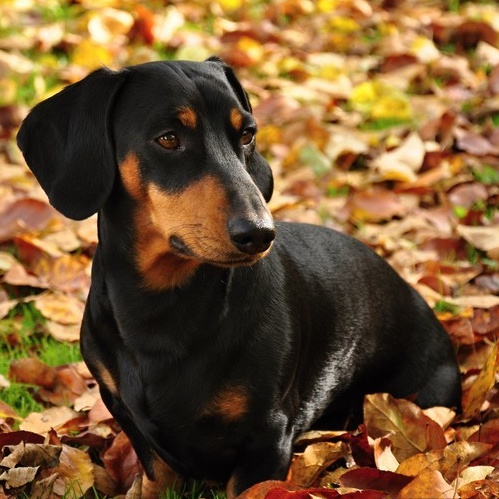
[229,218,276,255]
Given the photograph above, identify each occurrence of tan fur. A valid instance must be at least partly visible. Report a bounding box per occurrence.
[94,361,118,396]
[230,108,243,131]
[118,153,267,291]
[203,386,249,422]
[177,106,197,128]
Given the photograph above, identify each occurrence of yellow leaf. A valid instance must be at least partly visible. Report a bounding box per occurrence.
[462,340,498,419]
[317,0,338,12]
[328,16,360,34]
[53,445,94,496]
[72,39,113,70]
[236,36,264,63]
[350,80,412,120]
[218,0,244,11]
[371,94,412,120]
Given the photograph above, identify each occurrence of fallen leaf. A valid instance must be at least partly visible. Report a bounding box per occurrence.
[289,441,349,487]
[339,467,411,494]
[51,444,94,497]
[32,292,84,325]
[20,407,79,435]
[102,431,141,492]
[346,190,409,222]
[373,437,399,472]
[452,465,494,490]
[1,442,61,468]
[9,358,57,389]
[372,132,425,182]
[0,466,39,489]
[397,469,455,498]
[364,393,447,462]
[396,440,492,482]
[462,341,498,419]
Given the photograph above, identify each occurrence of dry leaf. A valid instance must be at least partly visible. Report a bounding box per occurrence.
[20,407,79,435]
[289,441,349,487]
[462,341,498,419]
[372,132,425,182]
[51,444,94,496]
[364,393,447,462]
[397,469,455,498]
[0,466,39,489]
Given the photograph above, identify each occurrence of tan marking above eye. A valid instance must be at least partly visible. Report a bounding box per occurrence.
[177,106,197,128]
[230,108,243,131]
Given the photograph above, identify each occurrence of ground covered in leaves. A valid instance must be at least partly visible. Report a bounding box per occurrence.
[0,0,498,498]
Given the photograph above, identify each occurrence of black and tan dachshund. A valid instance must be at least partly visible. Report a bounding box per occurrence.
[17,57,461,497]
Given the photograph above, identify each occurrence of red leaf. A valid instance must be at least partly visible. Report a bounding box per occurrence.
[340,467,412,494]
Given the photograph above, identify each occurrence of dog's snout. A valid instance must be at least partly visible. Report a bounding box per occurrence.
[229,218,276,255]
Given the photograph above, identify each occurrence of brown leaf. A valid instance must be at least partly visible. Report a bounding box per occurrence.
[51,444,94,497]
[289,441,349,487]
[1,442,61,469]
[458,479,499,499]
[3,262,45,288]
[346,189,409,223]
[32,254,91,294]
[30,473,58,499]
[19,407,79,435]
[462,341,498,419]
[0,199,56,244]
[32,292,84,325]
[397,469,455,498]
[396,441,491,482]
[339,467,412,494]
[9,358,57,389]
[0,466,39,488]
[237,481,299,499]
[102,431,141,492]
[364,393,447,462]
[0,400,19,422]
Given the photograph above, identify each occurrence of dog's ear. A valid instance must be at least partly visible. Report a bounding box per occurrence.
[17,68,127,220]
[206,56,274,202]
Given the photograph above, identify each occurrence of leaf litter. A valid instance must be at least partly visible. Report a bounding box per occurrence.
[0,0,498,497]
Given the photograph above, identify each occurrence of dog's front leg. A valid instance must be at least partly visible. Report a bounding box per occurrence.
[227,424,294,498]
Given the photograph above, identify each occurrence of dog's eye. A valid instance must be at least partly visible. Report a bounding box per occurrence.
[157,132,180,150]
[240,129,254,146]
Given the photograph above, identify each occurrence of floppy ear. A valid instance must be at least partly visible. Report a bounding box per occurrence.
[206,56,274,202]
[17,67,127,220]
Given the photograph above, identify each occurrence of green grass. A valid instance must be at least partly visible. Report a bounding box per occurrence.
[160,481,226,499]
[0,302,82,418]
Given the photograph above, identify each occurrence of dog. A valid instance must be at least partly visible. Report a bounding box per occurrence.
[17,57,461,497]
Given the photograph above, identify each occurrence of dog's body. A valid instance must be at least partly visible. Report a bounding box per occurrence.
[17,58,461,496]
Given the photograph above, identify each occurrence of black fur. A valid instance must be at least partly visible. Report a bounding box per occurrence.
[17,59,461,497]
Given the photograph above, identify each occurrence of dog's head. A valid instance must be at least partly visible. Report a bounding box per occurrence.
[17,58,275,289]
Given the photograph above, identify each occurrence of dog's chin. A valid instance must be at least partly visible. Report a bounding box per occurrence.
[169,235,271,268]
